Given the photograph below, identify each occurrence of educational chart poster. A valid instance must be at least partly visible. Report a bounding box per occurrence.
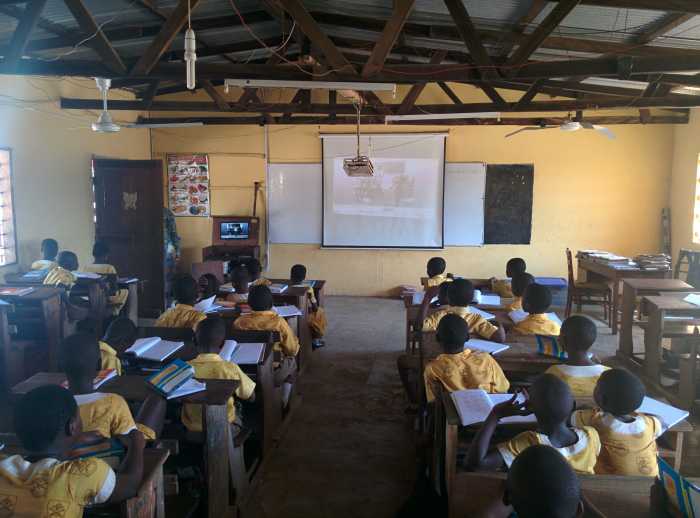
[167,154,210,217]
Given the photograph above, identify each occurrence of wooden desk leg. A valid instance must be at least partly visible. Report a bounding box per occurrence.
[674,432,683,471]
[316,287,324,308]
[122,478,155,518]
[644,305,664,382]
[87,283,105,337]
[619,286,637,359]
[611,274,621,335]
[0,308,19,399]
[202,404,229,518]
[125,285,138,326]
[258,353,274,459]
[445,424,458,503]
[41,297,61,372]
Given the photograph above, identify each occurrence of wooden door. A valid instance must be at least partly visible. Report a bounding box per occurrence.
[92,159,165,314]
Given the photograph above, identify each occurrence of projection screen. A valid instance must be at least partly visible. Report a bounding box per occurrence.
[321,133,447,248]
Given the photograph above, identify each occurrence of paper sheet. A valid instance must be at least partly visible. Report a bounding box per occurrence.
[684,293,700,306]
[229,343,266,364]
[274,305,302,318]
[451,389,494,426]
[194,295,216,312]
[218,340,237,361]
[72,271,101,279]
[469,307,495,320]
[637,396,689,429]
[466,339,509,355]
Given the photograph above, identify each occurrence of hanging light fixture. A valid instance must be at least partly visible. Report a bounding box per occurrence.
[184,0,196,89]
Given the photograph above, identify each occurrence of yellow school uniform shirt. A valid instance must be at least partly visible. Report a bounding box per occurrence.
[497,427,600,474]
[573,408,662,476]
[73,392,154,439]
[423,274,452,291]
[225,292,248,302]
[82,264,128,316]
[155,304,207,332]
[44,267,76,295]
[252,278,271,287]
[492,279,514,298]
[0,455,115,518]
[504,297,522,313]
[424,349,509,403]
[422,306,498,339]
[82,264,116,275]
[31,259,58,271]
[182,354,256,432]
[99,342,121,376]
[233,310,299,366]
[509,314,561,335]
[545,364,610,397]
[292,285,328,338]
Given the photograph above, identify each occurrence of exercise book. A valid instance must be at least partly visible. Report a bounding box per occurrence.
[451,389,536,427]
[466,339,509,355]
[126,337,184,361]
[509,309,563,325]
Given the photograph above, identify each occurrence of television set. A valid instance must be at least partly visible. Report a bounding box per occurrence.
[220,222,249,240]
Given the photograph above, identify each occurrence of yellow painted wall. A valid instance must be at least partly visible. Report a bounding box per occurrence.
[0,76,151,275]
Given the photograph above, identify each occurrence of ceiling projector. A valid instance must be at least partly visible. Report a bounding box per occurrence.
[343,156,374,177]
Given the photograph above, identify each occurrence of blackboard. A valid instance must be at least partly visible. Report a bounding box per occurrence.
[484,164,534,245]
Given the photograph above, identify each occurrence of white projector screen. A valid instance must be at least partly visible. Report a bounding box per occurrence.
[321,133,447,248]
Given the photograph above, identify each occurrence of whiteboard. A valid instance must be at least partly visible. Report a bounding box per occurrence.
[444,163,486,246]
[268,163,322,244]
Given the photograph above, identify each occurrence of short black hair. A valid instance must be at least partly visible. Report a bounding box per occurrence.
[196,318,225,351]
[41,238,58,254]
[248,285,273,311]
[244,258,262,278]
[529,373,574,425]
[57,331,101,378]
[439,281,451,297]
[447,279,475,307]
[427,257,446,275]
[173,275,199,303]
[561,315,597,352]
[56,251,77,269]
[290,264,306,283]
[511,272,535,297]
[522,283,552,313]
[437,313,469,350]
[104,317,138,342]
[507,258,527,274]
[14,385,78,452]
[230,266,250,285]
[507,444,581,518]
[597,369,645,415]
[92,242,109,258]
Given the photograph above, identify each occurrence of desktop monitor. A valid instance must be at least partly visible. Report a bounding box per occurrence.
[220,222,249,240]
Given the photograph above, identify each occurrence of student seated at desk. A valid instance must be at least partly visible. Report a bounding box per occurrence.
[182,319,256,437]
[0,385,146,517]
[57,332,167,441]
[504,272,534,313]
[100,318,138,375]
[397,314,509,415]
[488,258,527,299]
[464,373,600,475]
[509,283,561,335]
[44,251,104,324]
[31,238,58,271]
[246,258,270,287]
[291,264,328,348]
[423,256,453,290]
[546,316,609,396]
[225,266,250,302]
[83,242,129,317]
[430,281,451,309]
[155,275,207,332]
[415,279,506,343]
[571,369,666,477]
[234,285,299,408]
[198,273,221,301]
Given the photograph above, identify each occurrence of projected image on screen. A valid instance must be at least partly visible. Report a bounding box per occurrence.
[332,158,439,219]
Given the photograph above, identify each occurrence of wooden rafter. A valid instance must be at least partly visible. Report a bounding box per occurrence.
[438,82,462,104]
[0,0,47,73]
[498,1,549,58]
[396,51,447,114]
[139,79,160,111]
[249,91,276,124]
[256,0,304,47]
[279,90,302,124]
[360,91,394,122]
[0,4,70,36]
[201,80,232,111]
[361,0,417,78]
[512,78,547,110]
[635,13,696,44]
[478,82,510,111]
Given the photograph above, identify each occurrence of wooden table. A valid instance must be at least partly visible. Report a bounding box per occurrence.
[104,274,147,327]
[272,288,312,377]
[122,449,169,518]
[267,279,326,307]
[13,373,238,518]
[618,279,694,366]
[577,258,672,335]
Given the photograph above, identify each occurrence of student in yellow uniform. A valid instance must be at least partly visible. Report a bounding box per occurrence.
[226,266,250,302]
[0,385,146,517]
[44,251,103,324]
[504,272,534,313]
[488,258,526,299]
[415,279,506,343]
[432,281,451,309]
[423,256,453,290]
[155,275,207,332]
[183,319,256,437]
[509,283,561,335]
[546,315,609,396]
[246,258,270,287]
[234,285,299,408]
[31,238,58,271]
[290,264,328,348]
[82,242,129,316]
[99,318,139,375]
[57,332,166,441]
[571,369,666,477]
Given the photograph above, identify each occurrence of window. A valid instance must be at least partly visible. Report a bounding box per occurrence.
[0,149,17,266]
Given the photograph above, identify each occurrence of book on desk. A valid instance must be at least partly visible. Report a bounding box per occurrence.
[146,359,206,399]
[125,337,184,362]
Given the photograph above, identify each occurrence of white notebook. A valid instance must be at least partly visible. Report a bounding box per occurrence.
[508,309,563,325]
[412,291,438,306]
[72,271,101,279]
[466,339,509,355]
[125,337,184,361]
[683,294,700,306]
[450,389,536,427]
[472,290,501,306]
[470,307,495,320]
[194,295,216,312]
[274,305,302,318]
[637,396,689,429]
[230,342,266,365]
[168,378,206,399]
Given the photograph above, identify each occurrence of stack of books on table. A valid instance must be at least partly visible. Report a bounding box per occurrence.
[634,254,671,270]
[579,251,636,269]
[400,285,421,298]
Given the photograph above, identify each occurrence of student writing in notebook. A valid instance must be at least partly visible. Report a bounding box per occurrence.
[246,258,270,287]
[83,242,129,317]
[504,272,535,313]
[155,275,207,332]
[226,266,250,302]
[546,315,609,396]
[508,283,561,335]
[57,332,166,441]
[487,257,527,299]
[290,264,328,349]
[31,238,59,271]
[423,256,453,290]
[100,318,139,375]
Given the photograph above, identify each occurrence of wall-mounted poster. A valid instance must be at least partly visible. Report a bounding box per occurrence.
[167,154,210,216]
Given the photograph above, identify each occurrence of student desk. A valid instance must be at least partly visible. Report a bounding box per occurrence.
[266,279,326,307]
[577,257,672,335]
[13,373,238,518]
[272,288,312,377]
[104,274,147,326]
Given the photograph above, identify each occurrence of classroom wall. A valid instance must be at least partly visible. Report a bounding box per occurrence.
[0,76,151,275]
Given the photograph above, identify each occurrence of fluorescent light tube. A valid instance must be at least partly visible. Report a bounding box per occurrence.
[224,79,396,92]
[385,112,501,121]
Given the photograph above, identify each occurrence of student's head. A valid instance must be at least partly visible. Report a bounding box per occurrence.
[199,273,220,298]
[511,272,535,298]
[103,317,138,349]
[427,257,446,277]
[230,266,250,293]
[529,373,574,427]
[14,385,82,454]
[56,251,79,271]
[57,331,102,380]
[437,314,469,354]
[41,238,58,260]
[506,258,527,277]
[437,281,451,306]
[521,283,552,314]
[594,368,645,416]
[248,285,273,311]
[505,444,583,518]
[92,241,110,262]
[560,315,597,354]
[446,279,474,307]
[195,318,226,353]
[290,264,307,284]
[173,274,200,305]
[245,258,263,280]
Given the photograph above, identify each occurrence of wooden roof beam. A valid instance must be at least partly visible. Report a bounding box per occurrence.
[438,82,462,103]
[497,1,549,58]
[279,90,302,124]
[478,81,510,111]
[635,13,697,44]
[201,80,231,111]
[0,4,70,36]
[512,78,547,110]
[361,0,417,78]
[139,79,160,111]
[396,50,447,114]
[0,0,47,73]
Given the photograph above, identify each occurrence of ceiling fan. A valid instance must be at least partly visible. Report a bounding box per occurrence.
[26,78,203,133]
[505,116,616,139]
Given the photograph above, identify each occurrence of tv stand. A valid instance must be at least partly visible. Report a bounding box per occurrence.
[202,215,261,273]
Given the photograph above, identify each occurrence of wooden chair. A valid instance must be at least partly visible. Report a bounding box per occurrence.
[674,249,700,288]
[565,248,613,326]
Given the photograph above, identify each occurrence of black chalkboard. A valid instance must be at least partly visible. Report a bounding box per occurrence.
[484,164,534,245]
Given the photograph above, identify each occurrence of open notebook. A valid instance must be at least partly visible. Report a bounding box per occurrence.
[219,340,266,364]
[125,337,184,361]
[472,290,501,306]
[509,309,563,325]
[465,339,509,355]
[451,389,536,427]
[274,305,302,318]
[637,397,689,429]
